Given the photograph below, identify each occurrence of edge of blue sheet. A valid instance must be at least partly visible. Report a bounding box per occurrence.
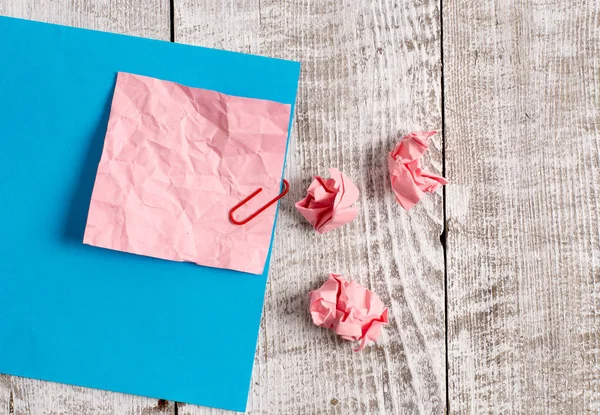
[0,16,300,412]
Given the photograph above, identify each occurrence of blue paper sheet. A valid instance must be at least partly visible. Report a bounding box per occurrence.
[0,16,300,412]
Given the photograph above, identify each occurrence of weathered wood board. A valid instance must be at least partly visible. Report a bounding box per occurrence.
[175,0,445,414]
[0,1,176,414]
[444,0,600,413]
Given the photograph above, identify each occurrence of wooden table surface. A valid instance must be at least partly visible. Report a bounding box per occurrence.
[0,0,598,414]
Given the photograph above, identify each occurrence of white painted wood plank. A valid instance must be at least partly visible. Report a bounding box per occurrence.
[175,1,445,414]
[445,0,600,413]
[0,377,10,415]
[0,1,174,414]
[0,0,170,39]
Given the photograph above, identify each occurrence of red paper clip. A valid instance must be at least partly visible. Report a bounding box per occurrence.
[229,179,290,225]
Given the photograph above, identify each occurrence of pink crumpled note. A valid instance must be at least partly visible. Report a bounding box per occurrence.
[83,72,291,274]
[295,168,359,234]
[309,273,389,352]
[388,130,448,210]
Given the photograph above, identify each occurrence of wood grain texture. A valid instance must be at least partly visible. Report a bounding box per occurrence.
[444,0,600,413]
[175,1,445,414]
[0,1,174,414]
[0,0,170,39]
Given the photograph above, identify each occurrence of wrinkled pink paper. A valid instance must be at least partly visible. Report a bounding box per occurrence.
[309,273,389,352]
[83,72,291,274]
[388,130,448,210]
[295,168,359,234]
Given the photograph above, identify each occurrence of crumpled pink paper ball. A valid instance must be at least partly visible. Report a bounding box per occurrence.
[388,130,448,210]
[309,273,389,352]
[295,168,359,234]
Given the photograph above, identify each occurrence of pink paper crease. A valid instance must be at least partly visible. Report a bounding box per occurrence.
[84,72,291,274]
[309,273,389,352]
[388,130,448,210]
[295,168,359,234]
